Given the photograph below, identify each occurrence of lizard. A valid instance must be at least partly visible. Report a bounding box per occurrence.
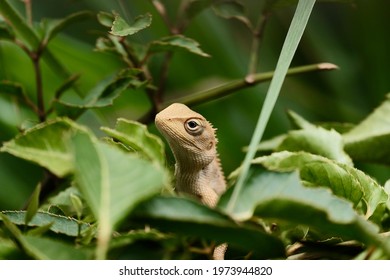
[155,103,227,259]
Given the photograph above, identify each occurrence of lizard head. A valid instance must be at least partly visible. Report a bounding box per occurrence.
[155,103,217,169]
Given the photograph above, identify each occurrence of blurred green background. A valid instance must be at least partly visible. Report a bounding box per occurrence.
[1,0,389,210]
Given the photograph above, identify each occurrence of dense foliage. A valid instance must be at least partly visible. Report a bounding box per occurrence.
[0,0,389,259]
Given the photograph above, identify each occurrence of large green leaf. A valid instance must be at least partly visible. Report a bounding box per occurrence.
[110,13,152,37]
[0,118,82,177]
[71,129,168,258]
[132,196,285,259]
[253,151,388,219]
[219,169,388,254]
[343,94,390,165]
[101,118,165,164]
[0,211,90,237]
[148,35,210,57]
[0,213,90,259]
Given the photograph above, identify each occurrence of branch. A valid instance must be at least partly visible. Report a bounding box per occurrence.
[162,63,338,109]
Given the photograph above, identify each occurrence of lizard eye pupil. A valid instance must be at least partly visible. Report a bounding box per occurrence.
[188,121,198,128]
[185,119,203,134]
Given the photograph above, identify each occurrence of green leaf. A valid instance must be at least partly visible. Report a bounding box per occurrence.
[343,94,390,165]
[25,183,41,225]
[70,193,83,219]
[212,0,252,30]
[110,13,152,37]
[149,35,210,57]
[0,0,40,49]
[287,109,316,129]
[97,11,115,28]
[0,80,25,97]
[181,0,214,21]
[0,118,83,177]
[71,129,168,258]
[1,213,89,259]
[40,11,92,45]
[101,118,165,164]
[0,20,14,40]
[54,74,143,119]
[132,196,285,259]
[22,235,90,259]
[219,169,388,254]
[253,151,388,219]
[277,126,353,165]
[0,211,91,237]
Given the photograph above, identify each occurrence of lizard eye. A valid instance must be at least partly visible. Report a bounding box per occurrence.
[185,119,203,134]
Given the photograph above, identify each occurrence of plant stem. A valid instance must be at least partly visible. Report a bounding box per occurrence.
[246,11,269,83]
[32,54,45,122]
[151,0,178,34]
[162,63,337,109]
[22,0,32,26]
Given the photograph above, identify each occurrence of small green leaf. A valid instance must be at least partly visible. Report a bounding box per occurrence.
[343,94,390,165]
[110,13,152,37]
[212,0,252,30]
[97,11,115,28]
[0,211,91,237]
[0,118,83,177]
[149,35,210,57]
[54,74,80,99]
[101,118,165,164]
[70,193,83,219]
[287,110,316,129]
[25,183,41,225]
[0,80,25,97]
[132,196,285,259]
[54,74,144,119]
[277,126,353,165]
[27,222,54,236]
[0,21,14,40]
[182,0,214,21]
[40,11,92,45]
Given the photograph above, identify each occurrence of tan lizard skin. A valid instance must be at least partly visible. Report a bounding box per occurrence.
[155,103,227,259]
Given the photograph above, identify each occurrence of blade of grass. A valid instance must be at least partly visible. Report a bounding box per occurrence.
[225,0,317,214]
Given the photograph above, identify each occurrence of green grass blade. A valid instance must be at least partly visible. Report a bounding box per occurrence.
[226,0,317,213]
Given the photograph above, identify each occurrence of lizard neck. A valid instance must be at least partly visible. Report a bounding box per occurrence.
[174,156,226,206]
